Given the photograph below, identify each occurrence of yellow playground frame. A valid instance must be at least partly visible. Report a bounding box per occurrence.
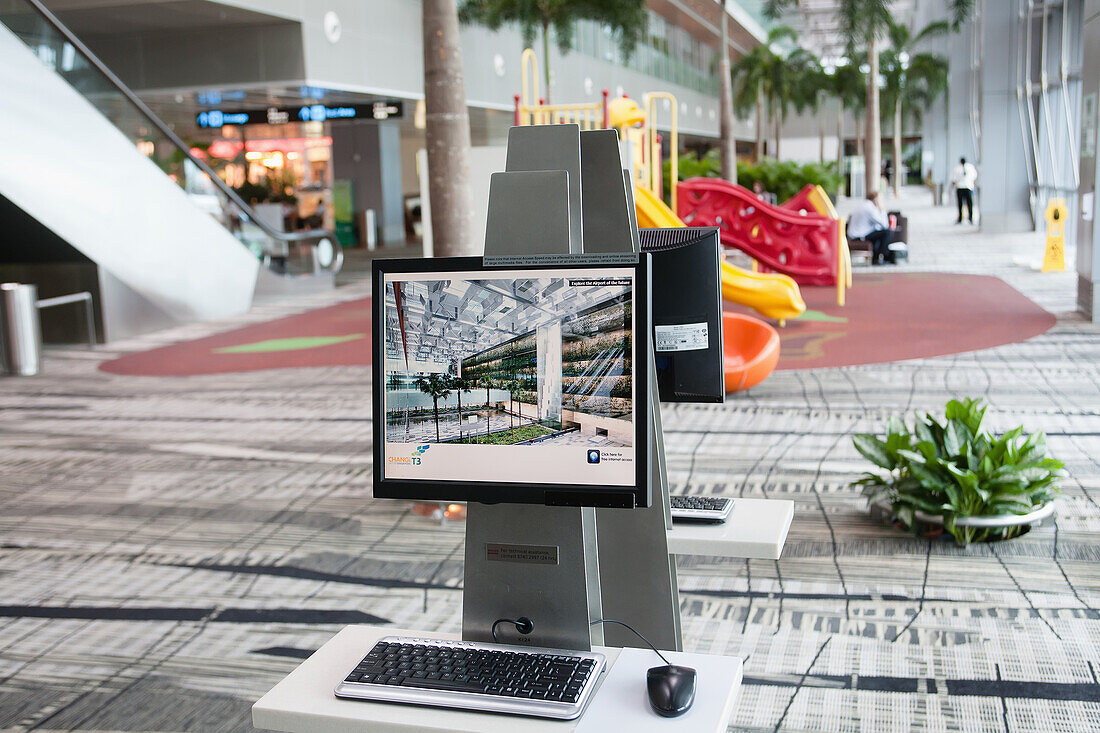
[514,49,848,309]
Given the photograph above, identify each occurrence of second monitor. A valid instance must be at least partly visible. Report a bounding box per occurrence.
[373,256,651,508]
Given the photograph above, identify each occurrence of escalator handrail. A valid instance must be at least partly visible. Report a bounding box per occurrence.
[20,0,333,247]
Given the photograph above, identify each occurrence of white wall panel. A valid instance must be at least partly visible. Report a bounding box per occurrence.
[0,24,259,327]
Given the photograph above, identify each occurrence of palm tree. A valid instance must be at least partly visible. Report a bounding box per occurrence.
[731,26,801,160]
[414,373,453,443]
[448,374,471,427]
[460,0,647,104]
[422,0,476,256]
[881,19,951,196]
[764,0,973,194]
[787,49,828,163]
[826,59,866,171]
[504,376,523,428]
[732,42,769,160]
[718,0,737,183]
[476,374,496,438]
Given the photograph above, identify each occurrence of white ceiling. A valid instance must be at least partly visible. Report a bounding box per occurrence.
[385,277,629,369]
[776,0,919,60]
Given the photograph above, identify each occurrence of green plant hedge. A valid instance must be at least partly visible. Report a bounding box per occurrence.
[663,151,843,205]
[852,398,1063,544]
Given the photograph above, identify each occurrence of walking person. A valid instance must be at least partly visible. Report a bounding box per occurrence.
[849,191,895,266]
[951,156,977,224]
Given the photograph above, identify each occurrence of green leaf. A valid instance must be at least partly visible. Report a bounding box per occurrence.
[895,504,915,530]
[894,493,943,513]
[913,420,935,446]
[944,419,973,457]
[1019,432,1049,464]
[943,422,962,456]
[895,449,927,464]
[914,440,938,461]
[853,434,894,470]
[885,430,911,455]
[908,461,949,494]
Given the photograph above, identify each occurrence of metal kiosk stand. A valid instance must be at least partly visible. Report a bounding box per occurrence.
[252,124,764,732]
[460,124,680,652]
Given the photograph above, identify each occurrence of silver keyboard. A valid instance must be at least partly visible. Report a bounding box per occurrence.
[670,495,734,522]
[334,635,606,720]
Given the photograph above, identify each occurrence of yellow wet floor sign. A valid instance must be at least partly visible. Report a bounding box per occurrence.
[1043,198,1067,273]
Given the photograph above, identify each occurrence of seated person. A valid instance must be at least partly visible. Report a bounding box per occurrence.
[847,191,895,265]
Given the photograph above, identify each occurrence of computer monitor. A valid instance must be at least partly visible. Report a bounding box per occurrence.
[373,256,650,508]
[638,227,725,403]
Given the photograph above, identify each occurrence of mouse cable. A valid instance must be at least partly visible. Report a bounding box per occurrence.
[590,618,671,665]
[491,616,534,643]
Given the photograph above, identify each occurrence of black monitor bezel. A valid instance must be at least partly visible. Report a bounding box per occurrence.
[372,255,650,508]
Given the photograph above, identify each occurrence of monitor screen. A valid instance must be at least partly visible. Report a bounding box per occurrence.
[639,227,724,403]
[373,256,650,507]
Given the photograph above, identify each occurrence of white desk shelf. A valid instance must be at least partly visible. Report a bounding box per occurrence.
[666,497,794,559]
[253,625,742,733]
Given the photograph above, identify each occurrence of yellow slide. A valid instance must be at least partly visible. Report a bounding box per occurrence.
[633,185,806,322]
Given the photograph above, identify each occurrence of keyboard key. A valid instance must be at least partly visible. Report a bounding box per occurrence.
[401,677,488,694]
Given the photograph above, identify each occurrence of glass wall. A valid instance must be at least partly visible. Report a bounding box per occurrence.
[573,12,720,96]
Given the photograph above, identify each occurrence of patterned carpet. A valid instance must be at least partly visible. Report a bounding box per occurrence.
[1,188,1099,732]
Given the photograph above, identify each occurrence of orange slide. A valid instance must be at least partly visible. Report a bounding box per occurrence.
[723,313,781,392]
[634,185,785,392]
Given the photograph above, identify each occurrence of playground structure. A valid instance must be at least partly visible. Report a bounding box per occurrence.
[678,179,852,306]
[633,185,804,324]
[514,50,798,391]
[514,49,609,129]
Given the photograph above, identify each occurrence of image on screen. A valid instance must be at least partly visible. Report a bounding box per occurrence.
[381,267,636,487]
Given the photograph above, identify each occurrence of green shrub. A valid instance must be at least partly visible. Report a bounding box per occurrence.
[663,153,843,205]
[852,398,1063,544]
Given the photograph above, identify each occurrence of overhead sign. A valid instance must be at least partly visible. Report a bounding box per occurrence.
[197,100,404,128]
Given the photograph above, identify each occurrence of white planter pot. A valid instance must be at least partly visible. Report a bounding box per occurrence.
[869,495,1056,529]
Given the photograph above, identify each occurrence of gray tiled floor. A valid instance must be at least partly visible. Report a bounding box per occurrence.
[1,187,1098,731]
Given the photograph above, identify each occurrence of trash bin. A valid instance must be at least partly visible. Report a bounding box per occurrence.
[0,283,42,376]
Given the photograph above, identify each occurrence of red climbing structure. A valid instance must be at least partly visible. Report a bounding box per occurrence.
[676,178,842,286]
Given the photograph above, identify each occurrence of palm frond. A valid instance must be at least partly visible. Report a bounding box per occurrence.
[913,19,951,45]
[949,0,975,30]
[763,0,797,20]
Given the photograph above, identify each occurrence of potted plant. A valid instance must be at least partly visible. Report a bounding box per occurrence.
[852,398,1063,544]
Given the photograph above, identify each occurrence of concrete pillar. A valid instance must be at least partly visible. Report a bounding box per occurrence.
[331,121,405,244]
[976,1,1034,233]
[1077,0,1100,320]
[536,320,562,427]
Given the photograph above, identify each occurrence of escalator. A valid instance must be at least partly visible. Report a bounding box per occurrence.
[0,0,341,341]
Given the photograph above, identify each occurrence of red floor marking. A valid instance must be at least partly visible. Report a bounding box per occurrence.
[724,273,1056,371]
[99,298,373,376]
[100,273,1055,378]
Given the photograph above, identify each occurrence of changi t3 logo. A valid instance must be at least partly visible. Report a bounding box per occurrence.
[388,445,430,466]
[587,449,601,464]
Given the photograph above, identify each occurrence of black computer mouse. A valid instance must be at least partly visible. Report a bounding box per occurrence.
[646,664,697,717]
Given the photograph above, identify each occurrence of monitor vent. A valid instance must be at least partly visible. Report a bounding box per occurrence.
[638,226,719,252]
